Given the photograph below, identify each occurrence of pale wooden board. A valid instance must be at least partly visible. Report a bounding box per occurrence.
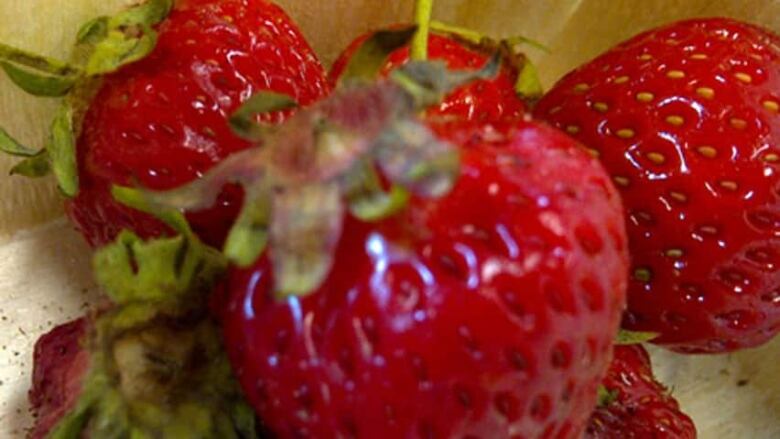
[1,1,780,438]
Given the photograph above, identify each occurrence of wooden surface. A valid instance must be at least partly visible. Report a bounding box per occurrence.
[1,1,779,437]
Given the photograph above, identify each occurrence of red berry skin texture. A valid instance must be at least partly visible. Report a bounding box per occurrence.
[29,319,89,439]
[329,32,526,122]
[222,119,628,438]
[586,345,697,439]
[536,18,780,353]
[67,0,329,248]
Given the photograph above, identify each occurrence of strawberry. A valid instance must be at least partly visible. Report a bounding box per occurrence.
[535,18,780,352]
[1,0,329,248]
[202,76,629,435]
[329,30,532,122]
[122,26,625,436]
[29,318,89,439]
[586,345,697,438]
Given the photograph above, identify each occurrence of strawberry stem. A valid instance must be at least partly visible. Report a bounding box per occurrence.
[410,0,434,61]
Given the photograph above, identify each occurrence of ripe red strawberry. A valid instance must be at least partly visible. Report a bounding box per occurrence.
[29,318,89,439]
[64,0,328,247]
[329,31,528,122]
[535,18,780,352]
[221,116,629,438]
[586,345,697,438]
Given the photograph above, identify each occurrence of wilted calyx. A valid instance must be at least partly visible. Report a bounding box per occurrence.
[129,58,499,298]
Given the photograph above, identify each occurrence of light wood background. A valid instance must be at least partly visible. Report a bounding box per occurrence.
[1,1,779,437]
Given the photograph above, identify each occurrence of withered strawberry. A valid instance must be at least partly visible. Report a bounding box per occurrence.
[29,319,89,439]
[29,212,255,438]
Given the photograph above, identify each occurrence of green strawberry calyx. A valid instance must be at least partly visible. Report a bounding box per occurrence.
[616,329,660,345]
[596,385,619,408]
[0,0,173,197]
[48,211,258,438]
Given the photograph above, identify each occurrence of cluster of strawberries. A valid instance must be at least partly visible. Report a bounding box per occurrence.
[4,0,779,437]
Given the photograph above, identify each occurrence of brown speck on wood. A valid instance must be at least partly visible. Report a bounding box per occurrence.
[737,379,749,387]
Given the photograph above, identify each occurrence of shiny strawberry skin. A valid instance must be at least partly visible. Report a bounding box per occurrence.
[535,18,780,352]
[586,345,697,438]
[222,119,628,438]
[329,32,526,122]
[29,319,89,439]
[67,0,329,248]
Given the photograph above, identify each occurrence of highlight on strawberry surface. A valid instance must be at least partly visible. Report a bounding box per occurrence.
[1,0,780,437]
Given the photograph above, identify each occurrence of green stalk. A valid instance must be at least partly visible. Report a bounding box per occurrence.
[410,0,434,61]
